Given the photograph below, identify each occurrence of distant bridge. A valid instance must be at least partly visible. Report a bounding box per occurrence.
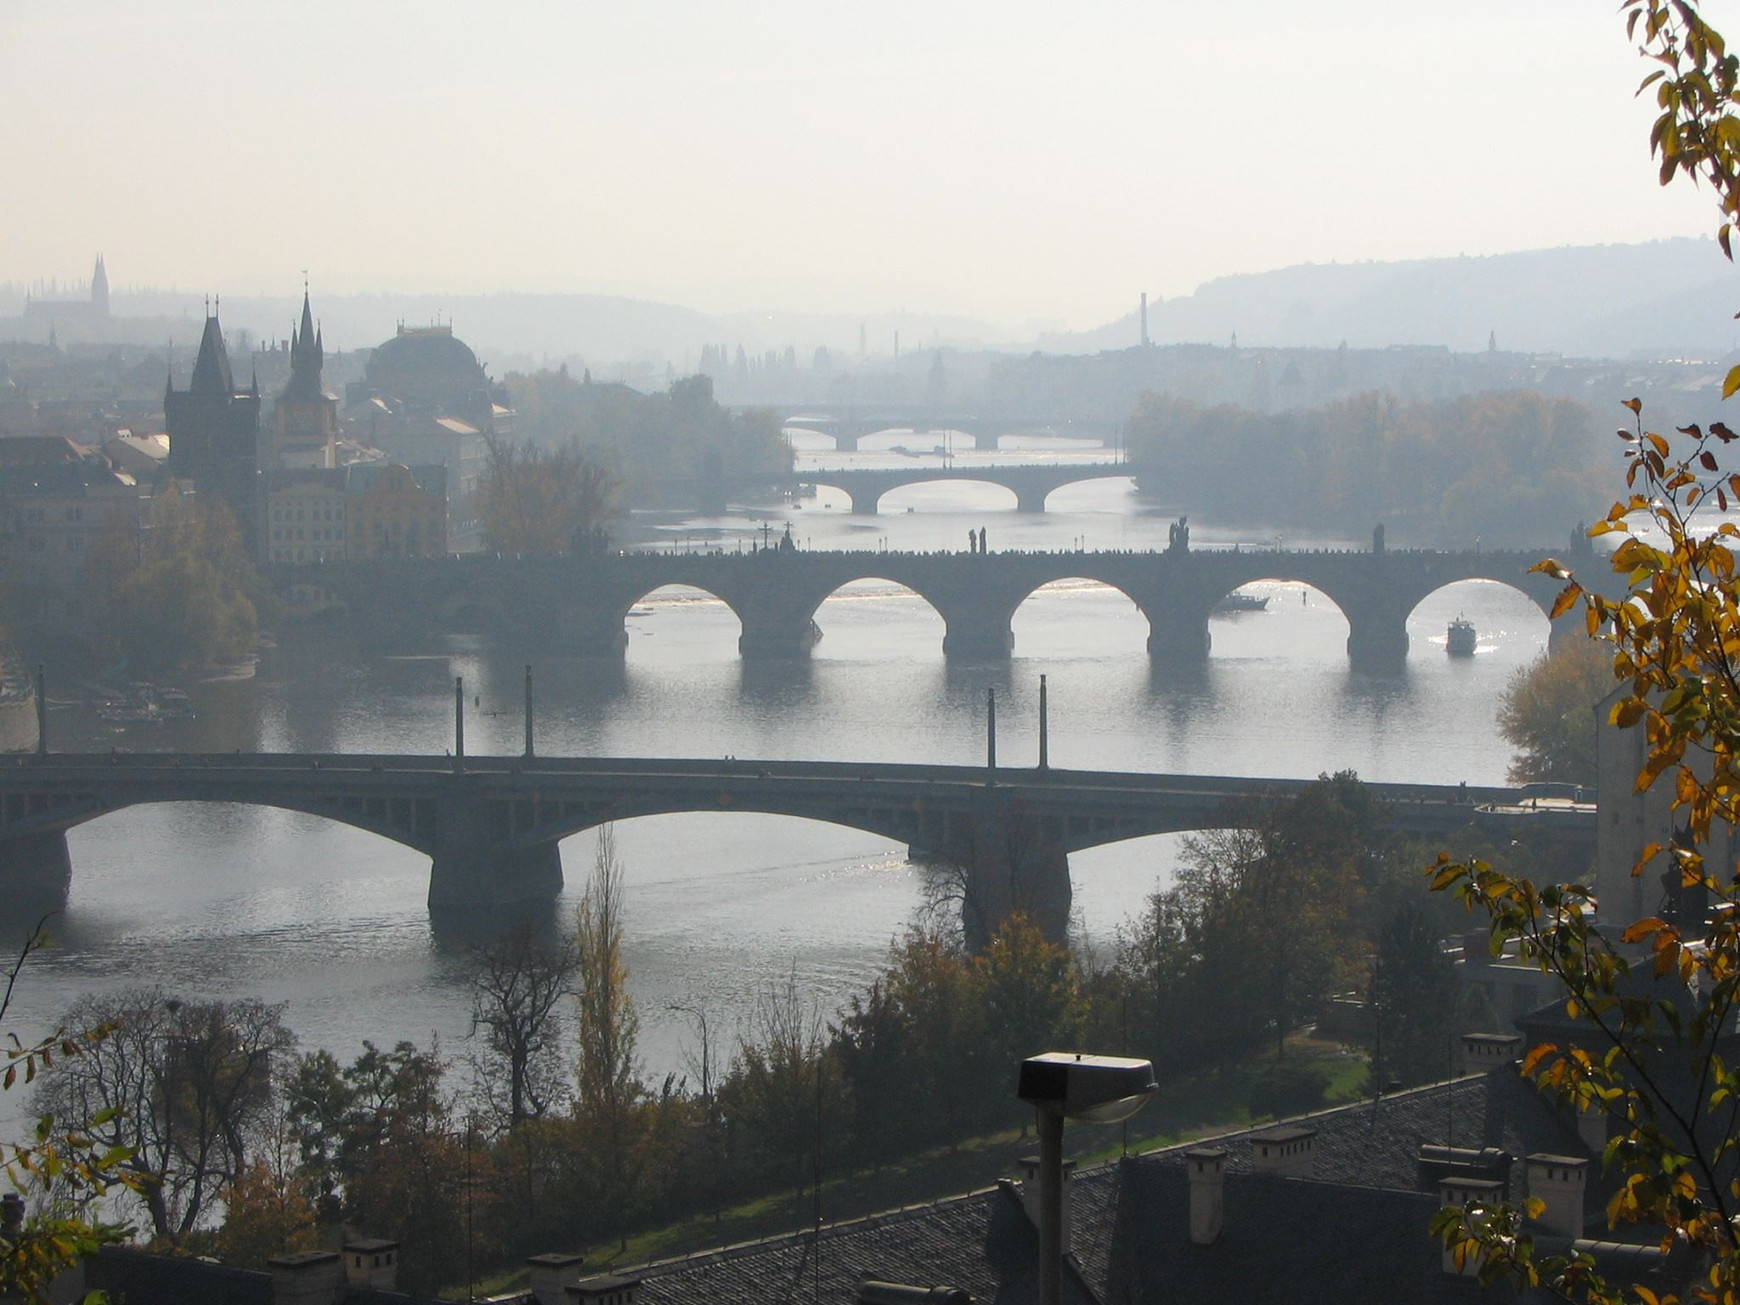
[772,463,1133,514]
[771,406,1120,453]
[275,545,1575,665]
[0,750,1592,943]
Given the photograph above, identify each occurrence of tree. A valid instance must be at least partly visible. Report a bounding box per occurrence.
[478,438,614,556]
[1428,7,1740,1298]
[1497,639,1613,786]
[574,826,638,1127]
[2,922,134,1303]
[467,921,578,1129]
[38,991,293,1246]
[213,1156,319,1268]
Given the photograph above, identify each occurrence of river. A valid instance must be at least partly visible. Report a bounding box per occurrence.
[1,437,1556,1107]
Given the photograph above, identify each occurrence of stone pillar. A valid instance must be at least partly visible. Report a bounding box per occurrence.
[1016,486,1050,514]
[1146,614,1211,661]
[426,789,564,908]
[942,622,1014,661]
[738,617,820,660]
[947,803,1071,948]
[0,830,72,892]
[1345,618,1409,668]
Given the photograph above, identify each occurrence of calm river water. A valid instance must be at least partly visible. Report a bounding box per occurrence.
[2,437,1557,1105]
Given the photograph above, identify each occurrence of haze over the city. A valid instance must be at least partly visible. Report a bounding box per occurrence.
[4,0,1730,330]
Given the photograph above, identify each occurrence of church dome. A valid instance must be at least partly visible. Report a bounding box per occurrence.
[364,324,488,411]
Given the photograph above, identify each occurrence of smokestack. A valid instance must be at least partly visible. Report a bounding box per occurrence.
[1140,292,1149,348]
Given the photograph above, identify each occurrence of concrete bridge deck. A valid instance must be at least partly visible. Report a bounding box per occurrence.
[0,749,1592,943]
[774,463,1132,514]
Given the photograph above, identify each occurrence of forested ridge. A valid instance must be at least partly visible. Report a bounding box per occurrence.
[1124,389,1613,548]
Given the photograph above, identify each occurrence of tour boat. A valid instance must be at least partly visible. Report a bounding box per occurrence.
[1446,617,1478,656]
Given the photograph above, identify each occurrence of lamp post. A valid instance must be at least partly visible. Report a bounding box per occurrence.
[1017,1052,1155,1305]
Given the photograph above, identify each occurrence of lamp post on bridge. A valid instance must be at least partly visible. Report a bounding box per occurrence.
[986,688,996,783]
[1038,674,1048,771]
[35,664,46,757]
[454,676,464,773]
[524,664,534,759]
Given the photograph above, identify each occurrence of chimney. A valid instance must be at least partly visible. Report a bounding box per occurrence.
[1,1191,22,1235]
[1018,1155,1076,1253]
[342,1238,398,1292]
[268,1250,344,1305]
[1186,1147,1226,1245]
[1460,1032,1521,1074]
[1438,1176,1504,1276]
[567,1273,642,1305]
[1526,1154,1589,1239]
[529,1254,587,1305]
[1249,1126,1316,1178]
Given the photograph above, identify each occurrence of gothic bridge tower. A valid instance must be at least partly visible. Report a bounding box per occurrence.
[165,308,262,551]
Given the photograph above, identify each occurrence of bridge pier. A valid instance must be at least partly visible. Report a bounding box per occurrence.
[940,803,1071,949]
[427,791,565,908]
[1146,609,1212,661]
[0,830,73,905]
[848,489,881,515]
[1345,620,1410,668]
[1015,488,1048,513]
[942,622,1013,661]
[739,619,820,660]
[968,431,999,452]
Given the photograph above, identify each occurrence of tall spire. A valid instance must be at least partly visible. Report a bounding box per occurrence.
[189,309,235,396]
[285,286,325,400]
[91,254,109,317]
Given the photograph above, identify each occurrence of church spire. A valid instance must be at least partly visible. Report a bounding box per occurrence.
[189,309,235,396]
[285,287,325,400]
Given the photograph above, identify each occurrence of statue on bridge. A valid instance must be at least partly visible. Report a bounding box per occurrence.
[1167,516,1190,554]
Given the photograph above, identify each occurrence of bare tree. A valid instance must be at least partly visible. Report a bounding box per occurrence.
[468,921,578,1129]
[37,990,293,1244]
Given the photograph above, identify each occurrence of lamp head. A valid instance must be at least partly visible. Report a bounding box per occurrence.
[1017,1052,1156,1123]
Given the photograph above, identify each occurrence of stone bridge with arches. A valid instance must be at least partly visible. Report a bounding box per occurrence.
[0,750,1591,945]
[771,406,1119,453]
[276,545,1580,666]
[772,463,1133,514]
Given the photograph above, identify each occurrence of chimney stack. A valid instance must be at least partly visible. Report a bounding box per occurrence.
[1018,1155,1076,1253]
[1249,1126,1317,1178]
[1186,1147,1226,1245]
[1460,1033,1522,1075]
[268,1250,344,1305]
[529,1254,588,1305]
[1438,1176,1504,1277]
[1526,1154,1589,1239]
[342,1239,398,1293]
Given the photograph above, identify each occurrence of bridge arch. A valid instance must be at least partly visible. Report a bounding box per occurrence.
[807,577,947,661]
[1404,578,1552,658]
[877,478,1020,515]
[1038,473,1138,512]
[1204,578,1352,662]
[620,582,747,663]
[1011,577,1151,658]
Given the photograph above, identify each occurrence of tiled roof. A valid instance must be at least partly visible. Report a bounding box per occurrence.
[628,1070,1601,1305]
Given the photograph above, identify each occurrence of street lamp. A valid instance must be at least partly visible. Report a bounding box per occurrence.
[1017,1053,1155,1305]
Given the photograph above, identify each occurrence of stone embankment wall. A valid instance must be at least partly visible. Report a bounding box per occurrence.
[0,659,39,752]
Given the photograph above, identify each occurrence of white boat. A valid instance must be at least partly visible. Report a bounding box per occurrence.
[1446,617,1477,656]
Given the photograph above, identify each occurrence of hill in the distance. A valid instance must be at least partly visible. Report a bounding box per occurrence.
[1052,238,1740,359]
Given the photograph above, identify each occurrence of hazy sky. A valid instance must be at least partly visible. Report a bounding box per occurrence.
[3,1,1731,329]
